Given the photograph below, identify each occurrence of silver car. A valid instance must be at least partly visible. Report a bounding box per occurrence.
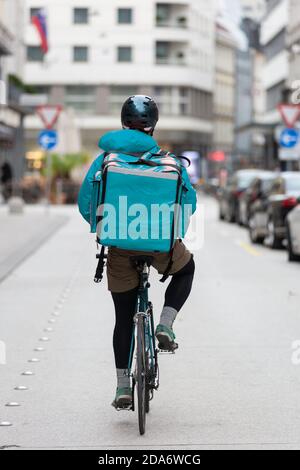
[287,202,300,261]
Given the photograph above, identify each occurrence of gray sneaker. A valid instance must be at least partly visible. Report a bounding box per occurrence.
[112,387,132,409]
[155,324,178,352]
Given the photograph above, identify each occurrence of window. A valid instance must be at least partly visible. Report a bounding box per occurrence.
[73,46,89,62]
[65,85,96,114]
[266,81,285,111]
[179,87,189,115]
[264,30,286,61]
[109,86,137,114]
[73,8,89,24]
[153,86,190,115]
[30,7,41,20]
[29,85,50,95]
[153,86,172,114]
[118,8,132,24]
[156,42,169,62]
[117,46,132,62]
[156,4,171,26]
[27,46,44,62]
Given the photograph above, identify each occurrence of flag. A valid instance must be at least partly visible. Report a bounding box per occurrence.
[31,9,49,54]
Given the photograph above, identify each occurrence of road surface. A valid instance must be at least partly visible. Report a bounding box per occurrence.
[1,197,300,450]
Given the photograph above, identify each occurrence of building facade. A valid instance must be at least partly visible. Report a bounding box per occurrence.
[0,0,27,192]
[24,0,216,161]
[260,0,289,168]
[240,0,266,21]
[287,0,300,90]
[234,17,267,168]
[213,20,236,166]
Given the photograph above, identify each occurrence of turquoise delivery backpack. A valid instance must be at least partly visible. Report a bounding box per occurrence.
[92,149,190,283]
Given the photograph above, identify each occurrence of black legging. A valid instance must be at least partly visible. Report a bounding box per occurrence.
[111,256,195,369]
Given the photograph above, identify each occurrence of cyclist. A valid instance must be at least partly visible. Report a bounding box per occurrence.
[78,95,197,408]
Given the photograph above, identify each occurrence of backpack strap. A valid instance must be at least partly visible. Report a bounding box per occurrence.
[93,153,109,284]
[159,158,182,283]
[154,149,191,168]
[94,245,106,283]
[159,246,174,283]
[101,155,183,179]
[176,156,191,167]
[114,151,148,158]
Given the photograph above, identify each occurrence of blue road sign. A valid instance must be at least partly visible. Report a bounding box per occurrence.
[279,128,299,149]
[38,130,58,150]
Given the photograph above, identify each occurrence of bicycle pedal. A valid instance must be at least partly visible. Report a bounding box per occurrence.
[111,402,133,412]
[158,343,178,354]
[158,348,176,355]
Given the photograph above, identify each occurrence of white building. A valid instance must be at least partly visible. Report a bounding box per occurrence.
[261,0,289,125]
[287,0,300,88]
[260,0,289,167]
[23,0,216,158]
[0,0,27,186]
[213,20,236,157]
[240,0,266,21]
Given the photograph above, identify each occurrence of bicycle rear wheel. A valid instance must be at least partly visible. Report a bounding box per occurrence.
[137,315,146,435]
[145,305,156,414]
[145,350,151,414]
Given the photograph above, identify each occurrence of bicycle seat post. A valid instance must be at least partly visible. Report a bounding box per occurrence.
[129,256,153,292]
[137,262,148,292]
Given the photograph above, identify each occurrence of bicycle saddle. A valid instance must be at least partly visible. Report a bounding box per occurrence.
[129,256,154,268]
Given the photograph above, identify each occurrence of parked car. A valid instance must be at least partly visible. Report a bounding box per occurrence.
[205,178,220,196]
[248,173,277,244]
[286,201,300,261]
[249,172,300,248]
[219,170,262,223]
[239,171,275,227]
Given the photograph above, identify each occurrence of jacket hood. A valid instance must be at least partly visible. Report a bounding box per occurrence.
[99,129,158,154]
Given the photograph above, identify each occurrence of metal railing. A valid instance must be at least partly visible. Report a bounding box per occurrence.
[156,56,187,66]
[156,19,188,28]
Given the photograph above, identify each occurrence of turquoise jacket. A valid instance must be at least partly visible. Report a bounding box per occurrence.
[78,129,197,229]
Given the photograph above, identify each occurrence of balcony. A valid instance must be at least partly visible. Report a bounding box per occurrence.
[156,2,189,29]
[0,21,13,55]
[155,41,188,66]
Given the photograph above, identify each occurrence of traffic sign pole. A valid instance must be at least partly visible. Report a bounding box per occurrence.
[45,150,51,210]
[37,130,58,209]
[36,107,62,210]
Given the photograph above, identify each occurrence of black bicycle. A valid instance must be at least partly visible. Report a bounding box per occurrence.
[129,256,160,435]
[111,255,177,435]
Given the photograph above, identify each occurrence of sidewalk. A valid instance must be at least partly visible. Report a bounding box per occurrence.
[0,204,69,283]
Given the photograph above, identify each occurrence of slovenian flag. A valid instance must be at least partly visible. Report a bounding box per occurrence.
[31,9,49,54]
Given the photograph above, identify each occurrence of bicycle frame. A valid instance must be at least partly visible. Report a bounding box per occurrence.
[127,262,158,407]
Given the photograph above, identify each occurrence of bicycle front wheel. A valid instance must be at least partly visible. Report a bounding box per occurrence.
[137,315,146,435]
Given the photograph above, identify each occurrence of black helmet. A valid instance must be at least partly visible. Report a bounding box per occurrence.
[121,95,159,133]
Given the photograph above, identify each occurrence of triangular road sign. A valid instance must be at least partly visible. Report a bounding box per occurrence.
[278,104,300,128]
[37,105,62,129]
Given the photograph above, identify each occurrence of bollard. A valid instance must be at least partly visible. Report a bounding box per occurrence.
[8,197,25,215]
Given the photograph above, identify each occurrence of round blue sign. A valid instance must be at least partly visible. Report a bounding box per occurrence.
[38,130,58,150]
[279,128,299,149]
